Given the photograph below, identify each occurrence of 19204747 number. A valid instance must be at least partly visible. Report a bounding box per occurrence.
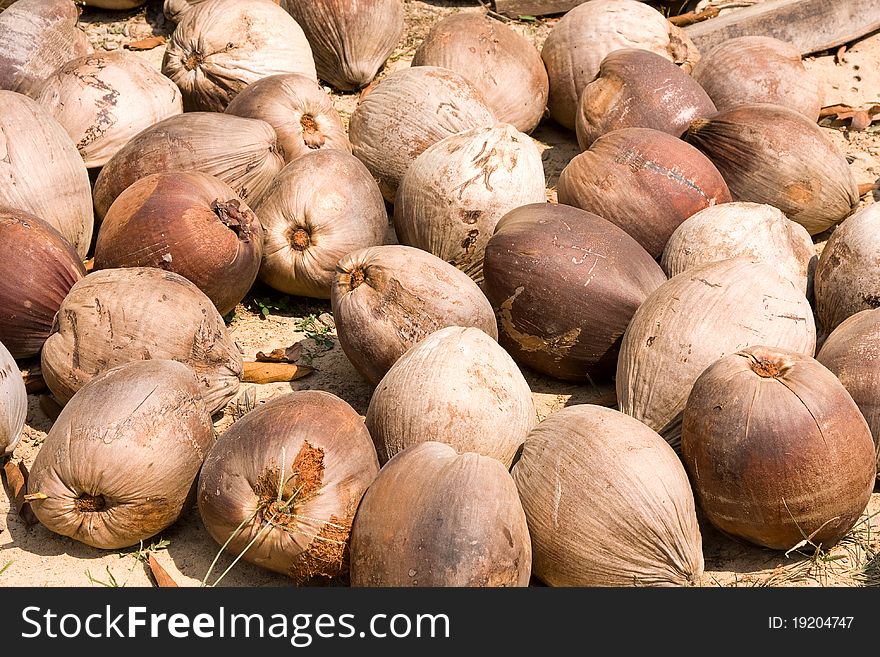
[769,617,854,629]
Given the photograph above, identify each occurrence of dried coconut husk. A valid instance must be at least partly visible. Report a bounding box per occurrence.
[541,0,700,131]
[512,404,704,587]
[93,171,263,317]
[0,339,27,456]
[557,127,731,259]
[225,73,350,165]
[392,123,546,282]
[331,245,498,386]
[0,208,85,359]
[41,267,243,415]
[0,0,92,97]
[92,112,284,222]
[411,12,548,134]
[256,150,387,299]
[684,103,859,236]
[27,359,215,550]
[35,50,183,169]
[817,307,880,473]
[365,326,535,468]
[162,0,316,112]
[692,36,824,122]
[482,203,667,382]
[661,202,815,296]
[682,346,876,550]
[0,91,93,257]
[281,0,403,91]
[347,66,496,203]
[617,258,816,449]
[814,203,880,333]
[575,48,716,150]
[350,441,531,587]
[79,1,147,9]
[198,390,379,584]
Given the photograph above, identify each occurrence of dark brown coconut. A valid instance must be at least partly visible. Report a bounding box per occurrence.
[482,203,667,381]
[411,12,549,134]
[255,150,387,299]
[681,346,876,550]
[512,404,704,587]
[92,112,285,222]
[691,36,824,121]
[349,441,531,587]
[281,0,403,91]
[27,359,215,550]
[93,172,264,316]
[347,66,496,202]
[198,390,379,584]
[575,48,716,150]
[685,104,859,236]
[0,0,92,96]
[40,267,243,415]
[331,245,499,385]
[813,203,880,333]
[225,73,351,164]
[0,208,85,358]
[557,127,732,259]
[817,307,880,469]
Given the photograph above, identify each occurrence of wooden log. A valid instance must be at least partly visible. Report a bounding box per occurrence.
[684,0,880,56]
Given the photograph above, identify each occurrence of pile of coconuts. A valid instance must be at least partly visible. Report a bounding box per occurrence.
[0,0,877,590]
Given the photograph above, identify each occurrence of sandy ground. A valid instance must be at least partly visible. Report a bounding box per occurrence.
[1,0,879,588]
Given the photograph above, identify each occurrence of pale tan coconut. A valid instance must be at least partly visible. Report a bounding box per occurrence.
[0,339,27,456]
[512,404,704,586]
[393,123,546,281]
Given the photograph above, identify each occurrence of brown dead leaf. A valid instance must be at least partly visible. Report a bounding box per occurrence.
[20,361,46,394]
[147,554,178,588]
[668,6,719,27]
[124,36,166,51]
[819,104,880,131]
[858,182,879,197]
[2,460,39,525]
[255,343,303,364]
[241,361,315,384]
[835,44,847,64]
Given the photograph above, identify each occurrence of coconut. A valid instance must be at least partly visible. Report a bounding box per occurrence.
[0,339,27,456]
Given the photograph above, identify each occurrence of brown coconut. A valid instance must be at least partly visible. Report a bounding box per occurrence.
[0,0,92,96]
[41,267,243,415]
[162,0,316,112]
[255,150,387,299]
[92,112,285,221]
[817,307,880,469]
[281,0,403,91]
[26,359,215,550]
[512,404,704,587]
[225,73,351,165]
[541,0,700,130]
[350,441,531,587]
[365,326,535,468]
[347,66,496,202]
[482,203,667,381]
[331,245,499,385]
[814,203,880,333]
[575,48,716,150]
[0,208,86,358]
[685,104,859,236]
[392,123,546,281]
[557,127,732,259]
[617,258,817,448]
[692,36,824,121]
[197,390,379,584]
[411,12,549,134]
[661,202,815,296]
[681,345,876,550]
[0,91,93,257]
[93,171,264,316]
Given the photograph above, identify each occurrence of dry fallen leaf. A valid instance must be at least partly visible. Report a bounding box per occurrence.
[147,554,179,588]
[124,36,166,51]
[2,460,39,525]
[255,343,303,363]
[241,361,315,384]
[819,103,880,131]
